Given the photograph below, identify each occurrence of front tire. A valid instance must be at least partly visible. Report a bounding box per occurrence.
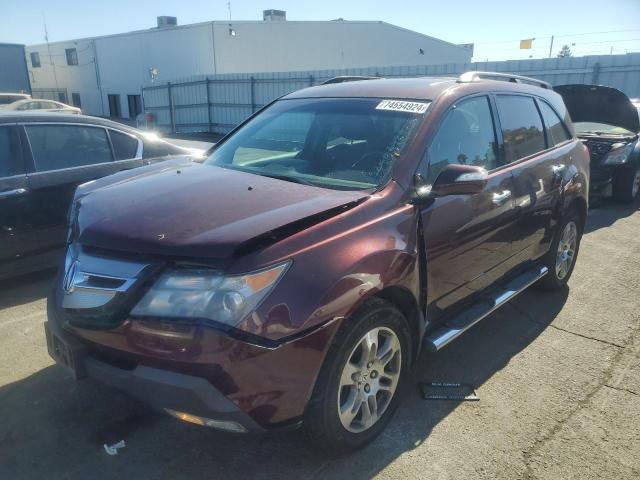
[304,298,410,453]
[612,163,640,203]
[536,208,583,291]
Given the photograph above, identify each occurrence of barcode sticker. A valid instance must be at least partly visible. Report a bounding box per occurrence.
[376,99,430,114]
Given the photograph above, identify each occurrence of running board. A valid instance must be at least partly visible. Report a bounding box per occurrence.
[424,265,548,352]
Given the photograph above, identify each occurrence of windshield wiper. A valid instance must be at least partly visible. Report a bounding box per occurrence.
[258,172,319,187]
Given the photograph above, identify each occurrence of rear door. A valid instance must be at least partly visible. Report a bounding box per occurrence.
[0,124,39,276]
[419,95,517,321]
[497,95,571,262]
[23,122,143,255]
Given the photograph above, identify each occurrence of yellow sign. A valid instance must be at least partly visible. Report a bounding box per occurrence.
[520,38,534,49]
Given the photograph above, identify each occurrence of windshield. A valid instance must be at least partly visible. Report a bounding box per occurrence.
[205,97,428,191]
[574,121,634,136]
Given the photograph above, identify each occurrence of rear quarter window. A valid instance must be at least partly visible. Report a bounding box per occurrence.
[26,125,113,171]
[109,130,139,160]
[496,95,546,163]
[538,101,571,146]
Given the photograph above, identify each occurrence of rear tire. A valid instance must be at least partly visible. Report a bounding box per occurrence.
[536,208,583,291]
[304,298,410,454]
[612,163,640,203]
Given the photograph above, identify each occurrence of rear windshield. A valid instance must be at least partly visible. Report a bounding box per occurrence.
[205,97,428,190]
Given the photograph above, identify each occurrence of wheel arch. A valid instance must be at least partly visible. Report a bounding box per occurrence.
[373,285,423,364]
[566,195,588,229]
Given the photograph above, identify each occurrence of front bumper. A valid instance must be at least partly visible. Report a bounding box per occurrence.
[46,288,341,431]
[45,318,263,432]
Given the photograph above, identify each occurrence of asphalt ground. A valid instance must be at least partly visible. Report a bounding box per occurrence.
[0,198,638,479]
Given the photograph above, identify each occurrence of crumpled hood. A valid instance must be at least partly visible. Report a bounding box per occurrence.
[76,162,367,260]
[554,84,640,133]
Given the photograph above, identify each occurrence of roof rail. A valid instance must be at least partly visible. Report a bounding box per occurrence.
[322,76,379,85]
[457,71,551,89]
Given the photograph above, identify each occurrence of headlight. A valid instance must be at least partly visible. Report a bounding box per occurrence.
[130,262,290,327]
[602,143,633,165]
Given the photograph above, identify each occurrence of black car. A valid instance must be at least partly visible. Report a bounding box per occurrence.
[0,112,192,279]
[555,84,640,202]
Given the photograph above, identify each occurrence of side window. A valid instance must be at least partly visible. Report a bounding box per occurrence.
[538,101,571,146]
[496,95,546,163]
[110,130,139,160]
[427,96,498,182]
[0,127,22,177]
[26,125,113,172]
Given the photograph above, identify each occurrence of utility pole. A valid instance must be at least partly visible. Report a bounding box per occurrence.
[548,35,554,58]
[43,14,60,94]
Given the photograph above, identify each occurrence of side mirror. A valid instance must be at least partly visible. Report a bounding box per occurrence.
[413,164,488,201]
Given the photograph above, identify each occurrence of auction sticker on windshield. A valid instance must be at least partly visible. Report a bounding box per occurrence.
[376,99,430,114]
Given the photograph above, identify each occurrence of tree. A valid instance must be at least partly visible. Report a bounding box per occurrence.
[557,45,573,58]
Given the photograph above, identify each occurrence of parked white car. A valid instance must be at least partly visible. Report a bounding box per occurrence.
[0,98,81,114]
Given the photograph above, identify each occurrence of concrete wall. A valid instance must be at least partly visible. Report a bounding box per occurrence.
[24,20,471,118]
[211,21,471,73]
[94,23,216,117]
[27,39,100,112]
[0,43,31,94]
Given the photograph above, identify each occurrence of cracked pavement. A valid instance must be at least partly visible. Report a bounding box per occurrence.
[0,199,639,479]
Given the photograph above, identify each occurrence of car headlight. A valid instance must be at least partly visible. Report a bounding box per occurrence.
[602,143,634,165]
[130,262,290,327]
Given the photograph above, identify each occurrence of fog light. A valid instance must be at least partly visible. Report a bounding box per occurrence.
[165,408,247,433]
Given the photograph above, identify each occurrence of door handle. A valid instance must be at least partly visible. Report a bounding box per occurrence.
[492,190,512,206]
[0,188,28,200]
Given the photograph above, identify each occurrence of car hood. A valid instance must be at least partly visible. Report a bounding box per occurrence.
[554,84,640,133]
[76,162,367,261]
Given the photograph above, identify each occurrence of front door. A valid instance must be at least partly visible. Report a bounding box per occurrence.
[418,95,517,323]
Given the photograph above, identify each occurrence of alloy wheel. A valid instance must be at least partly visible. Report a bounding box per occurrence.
[337,327,402,433]
[556,221,578,280]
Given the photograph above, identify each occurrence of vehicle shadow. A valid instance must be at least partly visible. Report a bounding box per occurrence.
[0,287,568,480]
[585,197,640,233]
[0,269,56,310]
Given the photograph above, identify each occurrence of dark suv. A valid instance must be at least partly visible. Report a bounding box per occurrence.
[45,72,589,452]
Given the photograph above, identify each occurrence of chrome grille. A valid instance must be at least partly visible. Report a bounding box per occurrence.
[61,244,157,328]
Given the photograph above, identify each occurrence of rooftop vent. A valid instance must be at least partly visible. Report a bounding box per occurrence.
[157,16,177,28]
[263,9,286,21]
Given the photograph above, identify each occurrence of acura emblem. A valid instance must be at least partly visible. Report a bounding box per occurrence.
[63,260,79,294]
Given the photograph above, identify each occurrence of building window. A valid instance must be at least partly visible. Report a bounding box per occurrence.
[72,93,82,108]
[30,52,41,68]
[65,48,78,66]
[127,95,142,118]
[108,94,121,118]
[58,92,68,103]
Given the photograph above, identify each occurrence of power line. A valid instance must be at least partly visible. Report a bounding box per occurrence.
[474,28,640,45]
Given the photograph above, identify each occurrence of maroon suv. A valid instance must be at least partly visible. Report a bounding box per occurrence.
[45,72,589,452]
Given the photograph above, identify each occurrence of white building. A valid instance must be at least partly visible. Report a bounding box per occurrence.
[26,11,473,118]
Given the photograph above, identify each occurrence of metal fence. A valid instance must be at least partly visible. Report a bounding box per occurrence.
[142,53,640,134]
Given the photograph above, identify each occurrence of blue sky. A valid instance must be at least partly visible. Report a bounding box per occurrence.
[2,0,639,61]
